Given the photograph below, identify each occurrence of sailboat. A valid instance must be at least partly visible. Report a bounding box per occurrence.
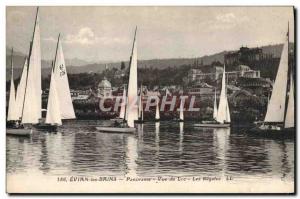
[96,28,138,133]
[34,61,61,131]
[22,7,42,126]
[52,34,76,120]
[7,48,18,127]
[135,84,144,123]
[194,65,230,128]
[7,8,41,135]
[40,62,62,131]
[155,99,160,122]
[7,55,32,136]
[250,26,294,138]
[34,34,75,131]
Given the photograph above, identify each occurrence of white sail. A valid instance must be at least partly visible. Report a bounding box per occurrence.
[119,86,126,119]
[7,55,17,121]
[138,87,143,120]
[216,65,230,124]
[125,28,138,127]
[264,31,289,123]
[284,73,294,128]
[213,89,218,119]
[22,8,41,124]
[45,70,62,125]
[179,99,184,121]
[15,58,28,120]
[53,35,76,119]
[155,100,160,120]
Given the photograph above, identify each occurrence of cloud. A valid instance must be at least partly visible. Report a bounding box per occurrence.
[65,27,95,45]
[61,27,130,46]
[205,13,250,31]
[43,27,130,46]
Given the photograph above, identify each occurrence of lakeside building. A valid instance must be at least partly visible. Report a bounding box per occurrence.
[114,69,126,79]
[186,82,241,100]
[224,46,273,66]
[187,64,260,84]
[237,77,272,96]
[187,82,215,99]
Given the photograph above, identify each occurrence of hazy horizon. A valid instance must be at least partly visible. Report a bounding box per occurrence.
[6,6,294,62]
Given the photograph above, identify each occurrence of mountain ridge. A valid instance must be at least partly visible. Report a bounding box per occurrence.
[6,43,293,80]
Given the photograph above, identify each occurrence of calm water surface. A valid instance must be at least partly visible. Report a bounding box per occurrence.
[6,120,294,182]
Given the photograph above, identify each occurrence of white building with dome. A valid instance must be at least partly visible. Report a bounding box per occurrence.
[97,77,112,98]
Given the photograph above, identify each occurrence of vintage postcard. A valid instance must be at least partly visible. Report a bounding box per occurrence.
[6,6,295,193]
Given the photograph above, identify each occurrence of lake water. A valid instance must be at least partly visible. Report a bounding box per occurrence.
[6,120,294,183]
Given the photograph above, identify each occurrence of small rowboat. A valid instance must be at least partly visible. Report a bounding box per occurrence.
[7,128,32,136]
[96,127,136,133]
[194,123,230,128]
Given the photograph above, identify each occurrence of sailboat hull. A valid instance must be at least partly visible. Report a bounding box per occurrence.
[194,123,230,128]
[33,124,58,132]
[96,126,136,133]
[7,128,32,136]
[248,126,295,139]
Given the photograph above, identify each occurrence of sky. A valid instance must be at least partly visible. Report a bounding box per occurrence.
[6,6,294,62]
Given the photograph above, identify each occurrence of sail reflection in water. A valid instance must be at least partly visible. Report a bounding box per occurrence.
[179,122,184,153]
[213,128,230,178]
[6,121,294,182]
[125,135,138,177]
[155,122,160,149]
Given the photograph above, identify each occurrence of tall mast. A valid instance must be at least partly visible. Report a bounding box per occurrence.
[53,33,61,71]
[32,7,39,42]
[20,57,28,120]
[51,60,54,72]
[28,6,38,109]
[283,22,290,124]
[26,6,39,74]
[130,26,137,59]
[124,26,137,123]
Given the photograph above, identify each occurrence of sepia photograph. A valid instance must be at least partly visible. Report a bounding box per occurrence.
[5,6,295,193]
